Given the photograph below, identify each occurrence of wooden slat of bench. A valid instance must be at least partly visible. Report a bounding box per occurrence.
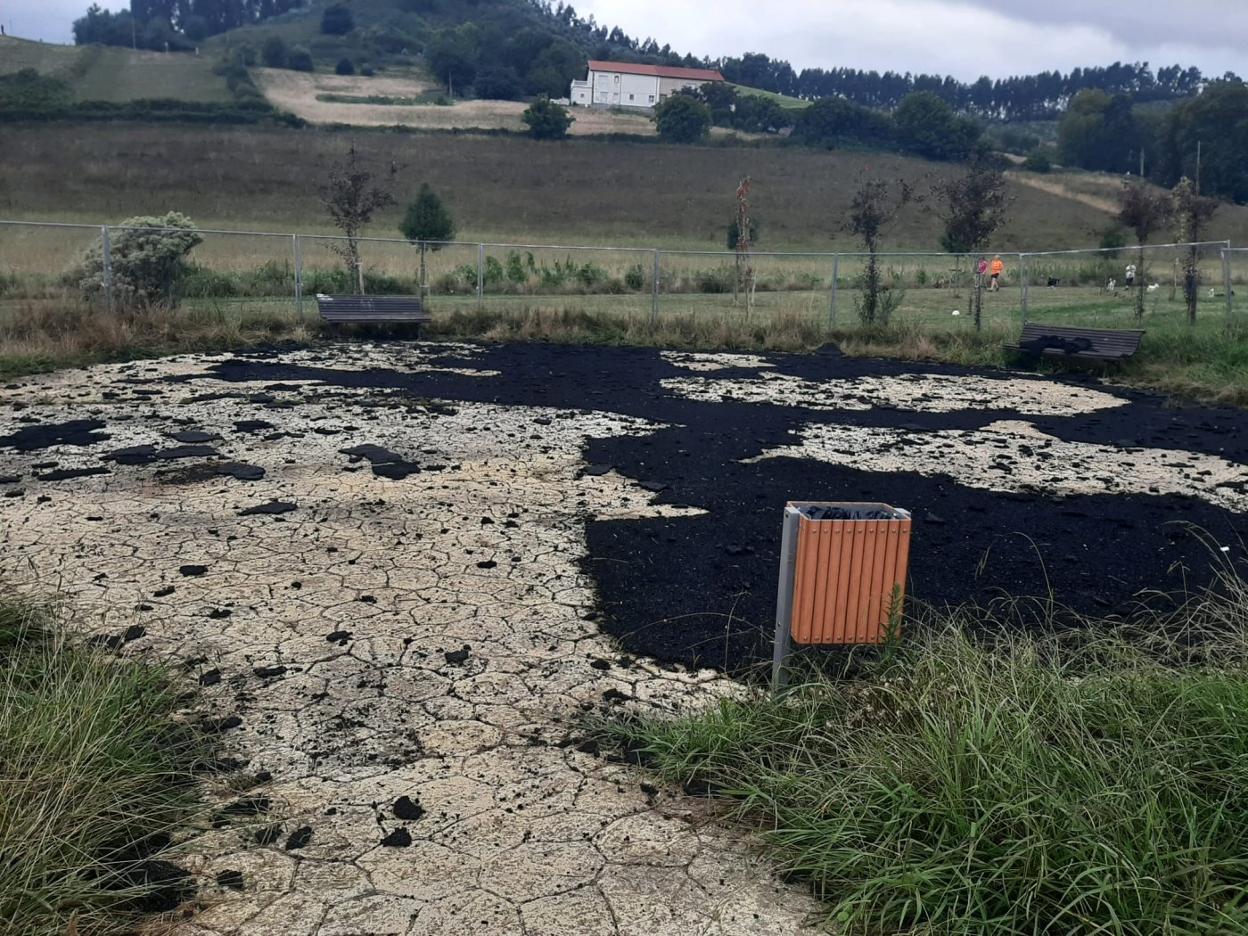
[316,295,428,324]
[1010,322,1145,361]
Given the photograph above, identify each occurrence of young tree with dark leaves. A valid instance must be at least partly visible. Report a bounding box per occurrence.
[1171,177,1219,324]
[1117,179,1170,319]
[400,184,456,298]
[932,158,1012,330]
[846,176,913,326]
[320,145,396,295]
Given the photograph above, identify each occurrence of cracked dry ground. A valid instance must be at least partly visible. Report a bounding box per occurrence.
[0,344,818,936]
[3,341,1248,935]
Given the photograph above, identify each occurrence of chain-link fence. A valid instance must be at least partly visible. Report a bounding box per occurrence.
[1,219,1238,338]
[1226,248,1248,325]
[1018,241,1234,330]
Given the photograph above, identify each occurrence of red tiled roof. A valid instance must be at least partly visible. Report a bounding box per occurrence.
[587,61,725,82]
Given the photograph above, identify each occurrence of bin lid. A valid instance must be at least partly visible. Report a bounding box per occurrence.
[786,501,909,521]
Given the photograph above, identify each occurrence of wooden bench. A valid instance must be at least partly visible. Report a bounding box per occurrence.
[315,295,429,333]
[1004,323,1145,364]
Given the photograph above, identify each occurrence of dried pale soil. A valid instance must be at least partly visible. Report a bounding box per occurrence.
[2,340,1246,934]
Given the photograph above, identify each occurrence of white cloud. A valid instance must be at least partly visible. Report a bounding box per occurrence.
[573,0,1248,81]
[7,0,1246,79]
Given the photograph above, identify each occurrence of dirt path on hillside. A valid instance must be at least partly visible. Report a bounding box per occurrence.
[1008,172,1119,214]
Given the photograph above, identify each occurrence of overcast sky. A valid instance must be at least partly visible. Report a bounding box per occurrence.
[6,0,1247,82]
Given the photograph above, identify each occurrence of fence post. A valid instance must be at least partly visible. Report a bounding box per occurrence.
[293,234,303,316]
[1019,253,1028,324]
[476,243,484,311]
[1225,249,1234,327]
[650,249,660,325]
[101,225,113,312]
[829,254,839,327]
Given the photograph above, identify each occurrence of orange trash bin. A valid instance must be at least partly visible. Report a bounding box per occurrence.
[773,502,912,689]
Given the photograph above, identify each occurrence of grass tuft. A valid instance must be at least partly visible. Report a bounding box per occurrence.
[602,566,1248,935]
[0,595,208,936]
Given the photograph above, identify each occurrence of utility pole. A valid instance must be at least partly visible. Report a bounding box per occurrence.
[1139,148,1145,179]
[1196,140,1202,194]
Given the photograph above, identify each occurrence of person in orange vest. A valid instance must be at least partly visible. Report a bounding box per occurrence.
[989,255,1005,291]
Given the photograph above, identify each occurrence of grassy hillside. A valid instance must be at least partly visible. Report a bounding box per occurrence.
[0,120,1173,250]
[0,36,233,103]
[731,83,807,111]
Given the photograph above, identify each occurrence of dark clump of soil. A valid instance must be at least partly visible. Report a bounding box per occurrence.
[114,859,195,913]
[381,827,413,848]
[179,565,208,577]
[213,797,270,825]
[216,869,245,890]
[341,443,423,480]
[284,826,313,850]
[239,500,297,516]
[444,645,471,665]
[254,825,283,845]
[253,664,288,679]
[392,796,425,822]
[0,419,109,452]
[199,669,221,687]
[201,714,242,734]
[36,465,110,482]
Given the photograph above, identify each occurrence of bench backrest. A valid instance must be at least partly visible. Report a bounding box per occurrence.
[1019,323,1145,355]
[316,295,427,321]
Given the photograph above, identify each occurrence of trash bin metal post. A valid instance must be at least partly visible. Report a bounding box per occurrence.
[771,505,802,695]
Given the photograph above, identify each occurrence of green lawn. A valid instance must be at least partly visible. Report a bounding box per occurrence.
[730,83,809,111]
[0,36,233,103]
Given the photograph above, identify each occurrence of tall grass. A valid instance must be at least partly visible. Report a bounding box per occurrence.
[604,569,1248,935]
[425,304,831,352]
[0,296,1244,407]
[0,597,208,936]
[0,299,317,380]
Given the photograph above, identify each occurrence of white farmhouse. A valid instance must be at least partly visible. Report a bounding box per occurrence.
[570,61,726,109]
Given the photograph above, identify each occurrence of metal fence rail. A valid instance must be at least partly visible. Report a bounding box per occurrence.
[0,219,1238,333]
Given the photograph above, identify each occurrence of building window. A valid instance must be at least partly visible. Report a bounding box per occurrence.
[648,94,655,103]
[628,93,634,101]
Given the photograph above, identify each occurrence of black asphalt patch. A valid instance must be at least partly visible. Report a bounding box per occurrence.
[165,343,1248,671]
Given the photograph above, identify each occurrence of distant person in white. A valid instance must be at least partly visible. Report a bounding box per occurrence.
[1125,263,1137,288]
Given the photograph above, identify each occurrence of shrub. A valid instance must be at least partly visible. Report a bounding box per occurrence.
[1022,147,1053,173]
[792,96,893,149]
[261,35,288,69]
[320,3,354,36]
[1100,226,1128,255]
[335,57,355,76]
[624,264,645,291]
[360,64,375,77]
[475,65,524,101]
[76,213,202,306]
[894,91,980,161]
[522,98,574,140]
[505,251,530,285]
[653,95,711,144]
[288,47,314,72]
[0,68,74,113]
